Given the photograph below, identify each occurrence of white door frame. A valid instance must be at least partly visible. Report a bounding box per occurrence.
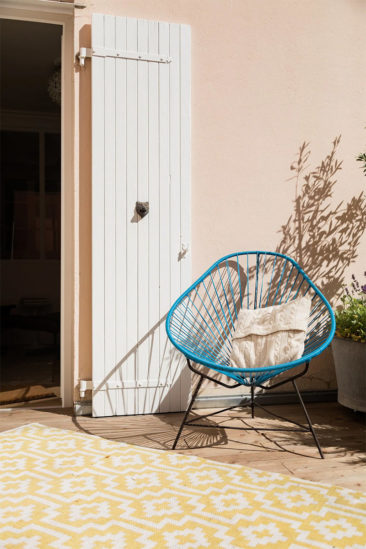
[0,1,75,406]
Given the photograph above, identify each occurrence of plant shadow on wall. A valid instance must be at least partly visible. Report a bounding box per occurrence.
[276,136,366,302]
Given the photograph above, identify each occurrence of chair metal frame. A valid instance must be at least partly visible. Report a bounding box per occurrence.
[166,251,336,458]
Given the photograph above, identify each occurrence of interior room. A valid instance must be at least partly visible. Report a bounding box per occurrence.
[0,19,62,406]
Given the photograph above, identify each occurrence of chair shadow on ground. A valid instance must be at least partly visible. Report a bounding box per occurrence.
[154,402,365,460]
[69,397,366,462]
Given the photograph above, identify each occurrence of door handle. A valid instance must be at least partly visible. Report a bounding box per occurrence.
[136,201,149,218]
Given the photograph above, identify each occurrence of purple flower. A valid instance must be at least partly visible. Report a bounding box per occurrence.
[361,284,366,294]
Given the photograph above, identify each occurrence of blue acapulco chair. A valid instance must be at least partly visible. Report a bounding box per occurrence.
[166,251,336,458]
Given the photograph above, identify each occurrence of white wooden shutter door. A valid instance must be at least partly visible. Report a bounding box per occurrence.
[91,14,191,417]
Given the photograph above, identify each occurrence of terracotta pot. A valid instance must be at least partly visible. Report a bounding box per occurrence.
[332,337,366,412]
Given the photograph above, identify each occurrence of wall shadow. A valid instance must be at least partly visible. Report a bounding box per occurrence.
[276,136,366,302]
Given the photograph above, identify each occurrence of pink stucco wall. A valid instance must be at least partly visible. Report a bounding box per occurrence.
[74,0,366,397]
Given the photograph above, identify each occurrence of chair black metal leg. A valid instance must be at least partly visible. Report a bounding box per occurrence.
[292,380,324,459]
[250,384,255,419]
[172,374,204,450]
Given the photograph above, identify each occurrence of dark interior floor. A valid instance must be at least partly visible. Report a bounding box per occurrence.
[0,345,60,405]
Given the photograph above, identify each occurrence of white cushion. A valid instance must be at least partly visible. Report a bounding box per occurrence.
[230,296,312,369]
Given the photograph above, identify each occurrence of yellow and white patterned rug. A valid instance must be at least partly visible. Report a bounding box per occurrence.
[0,423,365,548]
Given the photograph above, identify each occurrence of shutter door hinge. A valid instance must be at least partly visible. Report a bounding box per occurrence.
[78,47,171,67]
[80,378,171,396]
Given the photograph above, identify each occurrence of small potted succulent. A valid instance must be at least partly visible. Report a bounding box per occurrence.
[332,274,366,412]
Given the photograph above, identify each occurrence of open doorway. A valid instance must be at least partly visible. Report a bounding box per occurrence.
[0,19,62,407]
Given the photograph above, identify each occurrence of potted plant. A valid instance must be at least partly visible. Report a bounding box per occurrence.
[332,274,366,412]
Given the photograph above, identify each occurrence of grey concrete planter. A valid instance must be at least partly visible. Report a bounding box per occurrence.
[332,337,366,412]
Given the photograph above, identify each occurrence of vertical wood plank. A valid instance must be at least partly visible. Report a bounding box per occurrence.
[103,15,116,417]
[91,14,105,417]
[125,17,139,415]
[136,19,150,414]
[166,23,182,410]
[158,22,172,413]
[115,16,128,416]
[147,20,161,413]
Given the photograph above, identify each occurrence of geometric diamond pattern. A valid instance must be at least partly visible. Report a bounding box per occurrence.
[0,423,365,548]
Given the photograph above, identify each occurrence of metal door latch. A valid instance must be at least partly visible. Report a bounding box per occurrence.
[136,201,149,218]
[179,243,189,260]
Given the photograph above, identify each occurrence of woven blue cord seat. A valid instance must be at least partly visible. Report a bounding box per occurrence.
[166,251,335,457]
